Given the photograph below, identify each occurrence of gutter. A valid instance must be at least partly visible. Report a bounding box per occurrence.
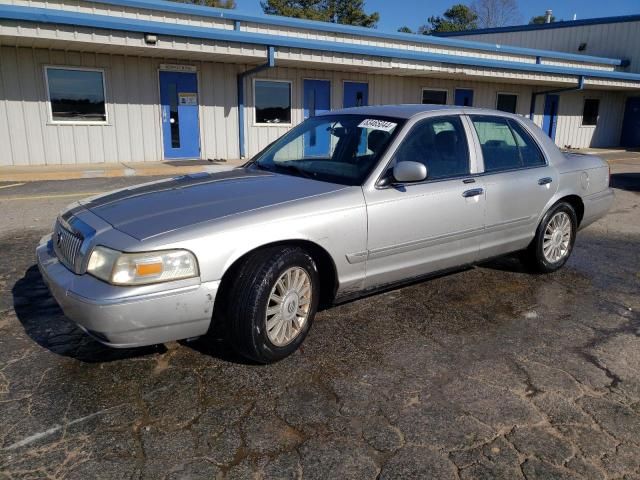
[529,76,585,120]
[237,46,275,159]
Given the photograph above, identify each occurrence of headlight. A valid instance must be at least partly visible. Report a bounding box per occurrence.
[87,246,199,285]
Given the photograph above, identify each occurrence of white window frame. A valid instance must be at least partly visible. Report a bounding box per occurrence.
[253,78,293,127]
[44,66,109,125]
[495,92,519,114]
[421,87,449,105]
[580,98,600,128]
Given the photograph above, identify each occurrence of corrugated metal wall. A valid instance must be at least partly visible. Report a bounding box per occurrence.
[0,46,240,166]
[455,21,640,73]
[0,45,628,166]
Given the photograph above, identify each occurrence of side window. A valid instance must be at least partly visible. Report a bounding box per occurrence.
[507,119,546,167]
[471,116,522,172]
[393,116,470,180]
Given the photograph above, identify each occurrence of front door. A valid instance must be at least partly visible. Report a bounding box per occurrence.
[621,97,640,148]
[364,115,484,288]
[455,89,474,107]
[542,94,559,141]
[159,71,200,159]
[303,79,331,157]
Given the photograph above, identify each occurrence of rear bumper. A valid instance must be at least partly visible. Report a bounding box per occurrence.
[36,235,218,348]
[580,188,615,230]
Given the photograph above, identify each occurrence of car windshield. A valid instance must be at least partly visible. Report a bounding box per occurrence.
[251,114,404,186]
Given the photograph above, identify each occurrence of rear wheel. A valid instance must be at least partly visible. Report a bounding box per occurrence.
[224,246,320,363]
[523,202,577,273]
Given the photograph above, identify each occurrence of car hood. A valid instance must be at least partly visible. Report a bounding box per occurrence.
[81,168,347,240]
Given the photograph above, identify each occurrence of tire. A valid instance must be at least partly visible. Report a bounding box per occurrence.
[224,246,320,363]
[523,202,577,273]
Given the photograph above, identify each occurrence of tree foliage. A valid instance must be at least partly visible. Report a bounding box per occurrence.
[397,26,413,33]
[470,0,520,28]
[420,4,478,34]
[529,14,556,24]
[261,0,379,28]
[175,0,236,7]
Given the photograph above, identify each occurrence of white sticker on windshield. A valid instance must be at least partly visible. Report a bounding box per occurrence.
[358,119,397,132]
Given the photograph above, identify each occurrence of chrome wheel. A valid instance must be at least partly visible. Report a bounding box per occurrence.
[265,267,312,347]
[542,211,572,263]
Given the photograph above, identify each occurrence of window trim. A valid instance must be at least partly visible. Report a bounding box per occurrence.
[467,114,549,175]
[253,78,293,127]
[580,98,600,127]
[495,92,519,114]
[421,87,449,106]
[44,66,109,125]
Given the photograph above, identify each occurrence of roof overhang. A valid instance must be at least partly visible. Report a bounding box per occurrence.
[1,4,640,90]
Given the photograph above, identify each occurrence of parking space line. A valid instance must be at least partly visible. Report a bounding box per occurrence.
[0,192,104,201]
[0,182,26,190]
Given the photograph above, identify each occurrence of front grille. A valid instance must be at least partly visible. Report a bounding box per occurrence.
[53,220,84,272]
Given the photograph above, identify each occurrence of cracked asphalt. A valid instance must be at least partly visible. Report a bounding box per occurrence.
[0,156,639,480]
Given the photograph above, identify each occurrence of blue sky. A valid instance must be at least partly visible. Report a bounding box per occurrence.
[233,0,639,33]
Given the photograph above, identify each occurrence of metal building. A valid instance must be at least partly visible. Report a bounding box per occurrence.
[1,0,640,167]
[437,14,640,147]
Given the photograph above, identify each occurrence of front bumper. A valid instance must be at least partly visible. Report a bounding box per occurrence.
[36,235,219,348]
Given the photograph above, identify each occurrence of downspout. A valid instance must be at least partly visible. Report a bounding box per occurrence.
[529,75,585,120]
[237,45,276,159]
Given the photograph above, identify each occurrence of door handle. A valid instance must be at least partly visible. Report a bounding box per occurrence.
[538,177,553,185]
[462,188,484,198]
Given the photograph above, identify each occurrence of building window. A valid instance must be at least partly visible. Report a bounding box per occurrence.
[582,99,600,126]
[422,89,447,105]
[255,80,292,124]
[496,93,518,114]
[45,67,107,123]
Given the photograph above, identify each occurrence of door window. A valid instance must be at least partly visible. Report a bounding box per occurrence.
[471,115,545,172]
[393,116,470,180]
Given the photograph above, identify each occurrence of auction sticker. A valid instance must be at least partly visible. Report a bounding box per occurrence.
[358,119,397,132]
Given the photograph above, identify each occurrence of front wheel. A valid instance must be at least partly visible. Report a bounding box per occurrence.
[224,246,320,363]
[523,202,577,273]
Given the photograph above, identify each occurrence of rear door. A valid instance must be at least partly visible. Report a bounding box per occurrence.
[468,114,557,259]
[363,114,485,288]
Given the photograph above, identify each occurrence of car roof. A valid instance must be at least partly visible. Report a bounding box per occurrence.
[325,104,518,120]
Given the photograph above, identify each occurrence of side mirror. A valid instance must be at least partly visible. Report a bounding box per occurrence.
[393,161,427,183]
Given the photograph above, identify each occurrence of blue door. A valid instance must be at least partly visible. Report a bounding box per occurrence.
[454,89,474,107]
[542,94,560,141]
[621,97,640,148]
[303,79,331,157]
[343,81,368,108]
[159,71,200,159]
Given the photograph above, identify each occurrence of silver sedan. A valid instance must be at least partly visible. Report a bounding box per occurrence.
[37,105,614,363]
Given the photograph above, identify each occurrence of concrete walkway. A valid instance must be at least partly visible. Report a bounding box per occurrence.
[0,159,246,182]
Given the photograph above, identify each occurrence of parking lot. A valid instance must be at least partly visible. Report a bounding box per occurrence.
[0,154,639,480]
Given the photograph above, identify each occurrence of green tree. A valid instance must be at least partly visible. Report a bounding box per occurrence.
[421,4,478,34]
[530,14,556,24]
[397,26,413,33]
[261,0,379,27]
[174,0,236,7]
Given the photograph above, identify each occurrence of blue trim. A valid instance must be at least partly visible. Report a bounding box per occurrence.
[2,5,639,83]
[435,14,640,37]
[529,76,585,120]
[237,46,276,158]
[81,0,624,66]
